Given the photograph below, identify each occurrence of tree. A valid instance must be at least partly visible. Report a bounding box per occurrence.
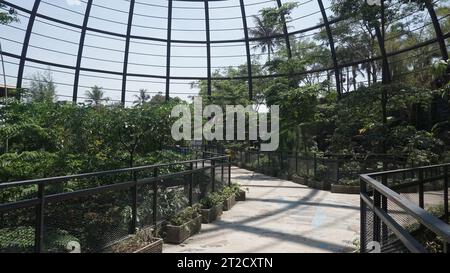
[27,70,56,102]
[249,15,278,62]
[133,89,150,105]
[85,86,109,106]
[0,5,18,25]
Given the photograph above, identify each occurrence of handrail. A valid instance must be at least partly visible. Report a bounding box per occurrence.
[0,155,228,189]
[360,163,450,253]
[360,173,450,243]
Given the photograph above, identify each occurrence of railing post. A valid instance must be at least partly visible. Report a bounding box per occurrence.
[221,160,224,184]
[295,152,298,174]
[444,165,449,253]
[381,174,388,243]
[373,187,381,246]
[313,153,318,177]
[152,168,158,225]
[360,177,367,253]
[257,151,260,171]
[211,159,216,192]
[228,157,232,187]
[189,162,193,207]
[35,183,45,253]
[130,170,138,233]
[419,169,424,209]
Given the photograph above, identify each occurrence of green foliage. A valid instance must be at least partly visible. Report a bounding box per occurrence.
[200,192,224,209]
[0,227,79,253]
[0,5,18,25]
[167,205,201,226]
[26,70,56,103]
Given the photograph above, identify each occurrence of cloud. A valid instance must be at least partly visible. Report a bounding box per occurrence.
[66,0,81,6]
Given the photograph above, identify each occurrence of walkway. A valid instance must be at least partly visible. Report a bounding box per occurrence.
[164,167,360,253]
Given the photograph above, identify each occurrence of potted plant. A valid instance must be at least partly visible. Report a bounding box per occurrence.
[163,205,202,244]
[231,183,247,202]
[200,192,223,223]
[104,227,163,253]
[221,187,237,211]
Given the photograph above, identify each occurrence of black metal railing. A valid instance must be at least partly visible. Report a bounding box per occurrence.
[222,147,408,187]
[0,153,231,253]
[360,164,450,253]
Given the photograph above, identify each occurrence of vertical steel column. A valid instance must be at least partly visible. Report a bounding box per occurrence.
[152,168,158,225]
[424,0,449,60]
[276,0,292,59]
[376,1,391,84]
[72,0,93,103]
[165,0,173,101]
[239,0,253,100]
[211,159,216,192]
[419,169,424,209]
[35,183,45,253]
[130,170,138,233]
[17,0,41,89]
[360,178,367,253]
[121,0,135,105]
[444,165,449,223]
[317,0,341,99]
[189,162,194,206]
[204,0,212,96]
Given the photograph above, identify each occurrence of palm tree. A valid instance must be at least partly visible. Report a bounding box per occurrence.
[85,85,109,106]
[249,15,278,62]
[133,89,150,105]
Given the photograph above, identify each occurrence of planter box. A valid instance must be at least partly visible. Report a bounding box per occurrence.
[164,216,202,244]
[223,195,236,211]
[201,204,223,223]
[331,184,360,194]
[291,174,309,186]
[308,179,331,191]
[235,190,246,202]
[103,235,163,253]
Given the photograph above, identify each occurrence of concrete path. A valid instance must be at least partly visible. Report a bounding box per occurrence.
[164,167,360,253]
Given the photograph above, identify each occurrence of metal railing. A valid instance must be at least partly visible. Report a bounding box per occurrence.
[0,153,231,253]
[360,163,450,253]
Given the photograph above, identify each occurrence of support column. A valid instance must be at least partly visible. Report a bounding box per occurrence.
[17,0,41,89]
[122,0,136,105]
[239,0,253,100]
[425,0,449,60]
[73,0,93,103]
[276,0,292,59]
[204,0,212,96]
[165,0,173,101]
[317,0,341,99]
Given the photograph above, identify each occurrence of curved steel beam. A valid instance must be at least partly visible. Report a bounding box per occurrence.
[205,0,212,96]
[122,0,136,105]
[16,0,41,89]
[375,1,391,84]
[239,0,253,100]
[72,0,93,103]
[276,0,292,59]
[424,0,448,60]
[165,0,173,101]
[317,0,341,98]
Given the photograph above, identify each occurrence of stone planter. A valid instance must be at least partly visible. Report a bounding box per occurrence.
[223,194,236,211]
[291,174,309,186]
[103,234,163,253]
[235,189,246,201]
[331,184,360,194]
[308,179,330,191]
[164,216,202,244]
[201,204,223,224]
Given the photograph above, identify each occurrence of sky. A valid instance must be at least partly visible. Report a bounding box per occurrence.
[0,0,329,105]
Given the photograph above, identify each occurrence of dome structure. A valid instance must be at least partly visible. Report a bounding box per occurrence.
[0,0,449,105]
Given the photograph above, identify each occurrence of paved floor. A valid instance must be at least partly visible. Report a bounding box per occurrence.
[164,167,360,253]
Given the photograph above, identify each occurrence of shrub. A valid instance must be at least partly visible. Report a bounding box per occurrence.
[167,205,201,226]
[200,192,224,209]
